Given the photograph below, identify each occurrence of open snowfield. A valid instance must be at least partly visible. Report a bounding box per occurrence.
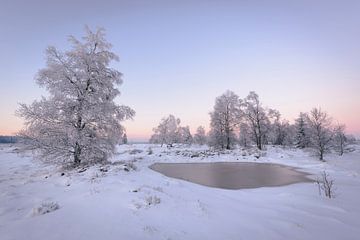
[1,144,360,240]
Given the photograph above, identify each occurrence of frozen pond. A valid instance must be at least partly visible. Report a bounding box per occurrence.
[150,162,313,189]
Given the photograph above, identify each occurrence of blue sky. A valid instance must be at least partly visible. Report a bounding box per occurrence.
[0,0,359,140]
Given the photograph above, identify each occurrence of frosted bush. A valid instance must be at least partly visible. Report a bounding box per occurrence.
[125,161,137,171]
[147,147,153,155]
[32,202,60,216]
[145,196,161,206]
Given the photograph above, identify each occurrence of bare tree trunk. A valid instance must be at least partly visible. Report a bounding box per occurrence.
[256,135,262,150]
[226,135,230,150]
[340,138,344,155]
[319,146,324,161]
[74,142,81,165]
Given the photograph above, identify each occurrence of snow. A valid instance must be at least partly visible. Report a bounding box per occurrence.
[1,144,360,240]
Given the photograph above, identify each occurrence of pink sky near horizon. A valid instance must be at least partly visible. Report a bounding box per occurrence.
[3,88,359,141]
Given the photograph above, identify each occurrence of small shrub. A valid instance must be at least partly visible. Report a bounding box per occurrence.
[147,147,153,155]
[124,161,137,171]
[316,171,336,198]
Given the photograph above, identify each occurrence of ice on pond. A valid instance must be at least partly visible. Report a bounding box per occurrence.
[150,162,313,189]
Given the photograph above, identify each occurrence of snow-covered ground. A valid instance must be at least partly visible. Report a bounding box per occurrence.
[1,144,360,240]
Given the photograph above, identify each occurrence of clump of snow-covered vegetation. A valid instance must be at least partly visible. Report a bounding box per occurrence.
[31,202,60,216]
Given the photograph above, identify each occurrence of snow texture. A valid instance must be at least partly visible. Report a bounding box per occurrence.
[1,143,360,240]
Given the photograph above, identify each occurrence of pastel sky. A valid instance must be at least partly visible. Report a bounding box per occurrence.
[0,0,359,141]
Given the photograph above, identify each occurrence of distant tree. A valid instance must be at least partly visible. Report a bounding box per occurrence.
[193,126,207,145]
[0,136,18,144]
[272,119,291,146]
[208,90,240,149]
[284,124,297,146]
[238,123,251,147]
[306,108,333,161]
[150,115,181,147]
[239,91,277,150]
[177,126,193,145]
[333,124,347,156]
[17,27,135,165]
[346,134,357,144]
[294,112,310,148]
[149,134,160,144]
[122,133,128,144]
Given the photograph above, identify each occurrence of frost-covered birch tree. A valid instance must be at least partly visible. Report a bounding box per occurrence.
[150,115,181,147]
[17,27,135,165]
[271,119,292,146]
[208,90,240,149]
[193,126,207,145]
[333,124,347,156]
[239,91,276,150]
[306,108,333,161]
[177,126,193,145]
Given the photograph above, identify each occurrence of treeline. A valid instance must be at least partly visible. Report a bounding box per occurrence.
[149,91,357,161]
[0,136,18,144]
